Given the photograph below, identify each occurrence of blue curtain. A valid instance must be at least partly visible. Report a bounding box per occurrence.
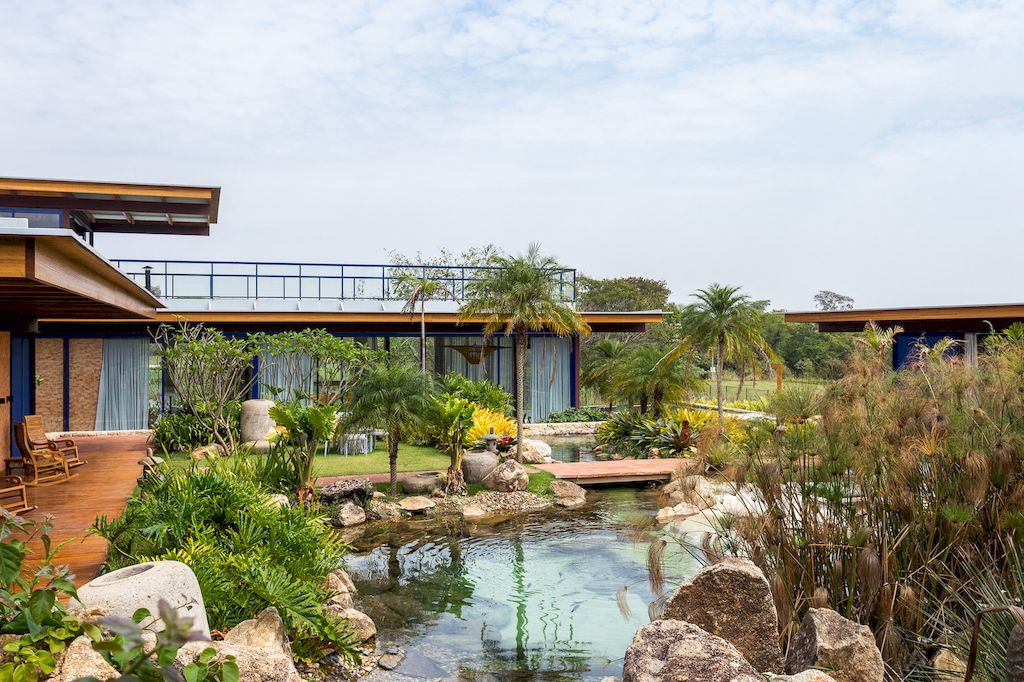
[95,337,151,430]
[527,336,571,421]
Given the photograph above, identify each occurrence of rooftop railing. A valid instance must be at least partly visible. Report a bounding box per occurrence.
[112,259,577,303]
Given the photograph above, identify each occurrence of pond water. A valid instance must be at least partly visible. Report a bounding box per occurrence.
[343,487,706,681]
[544,436,599,463]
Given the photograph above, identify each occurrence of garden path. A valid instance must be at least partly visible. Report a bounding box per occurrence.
[19,433,148,587]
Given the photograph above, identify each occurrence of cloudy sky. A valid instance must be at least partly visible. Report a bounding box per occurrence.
[2,1,1022,310]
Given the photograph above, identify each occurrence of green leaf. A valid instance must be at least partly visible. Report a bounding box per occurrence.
[0,542,27,588]
[132,607,152,623]
[183,662,203,682]
[25,591,55,637]
[198,647,216,665]
[220,658,240,682]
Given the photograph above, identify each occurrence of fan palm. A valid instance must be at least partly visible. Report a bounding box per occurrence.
[344,361,436,493]
[459,243,590,454]
[671,283,774,426]
[398,272,459,372]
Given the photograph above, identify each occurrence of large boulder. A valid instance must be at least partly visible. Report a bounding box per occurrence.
[325,604,377,642]
[550,479,587,508]
[1007,625,1024,680]
[398,496,436,513]
[462,451,500,483]
[223,606,291,658]
[622,619,758,682]
[931,648,968,681]
[73,560,211,638]
[785,608,884,682]
[318,478,374,505]
[56,635,118,681]
[482,459,529,492]
[401,472,443,495]
[176,640,301,682]
[514,438,552,463]
[367,497,402,520]
[324,569,357,610]
[240,399,276,442]
[663,557,783,672]
[335,501,366,527]
[764,673,838,681]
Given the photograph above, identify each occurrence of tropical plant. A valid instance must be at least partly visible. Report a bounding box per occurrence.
[671,284,774,426]
[580,339,628,409]
[440,372,512,415]
[92,463,357,663]
[344,360,436,493]
[611,343,702,414]
[465,406,517,447]
[432,396,476,494]
[545,406,608,423]
[397,274,460,372]
[459,243,590,454]
[155,323,257,453]
[151,404,242,455]
[268,401,339,501]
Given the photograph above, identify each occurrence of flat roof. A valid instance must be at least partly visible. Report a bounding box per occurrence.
[785,302,1024,324]
[0,177,220,236]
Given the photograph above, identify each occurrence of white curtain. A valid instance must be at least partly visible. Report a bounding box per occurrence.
[526,336,571,421]
[95,337,151,430]
[435,336,513,393]
[258,351,314,402]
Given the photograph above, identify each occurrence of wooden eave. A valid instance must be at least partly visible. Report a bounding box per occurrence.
[0,234,162,320]
[785,304,1024,324]
[0,177,219,236]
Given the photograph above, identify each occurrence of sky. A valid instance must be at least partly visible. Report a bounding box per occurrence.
[1,0,1022,311]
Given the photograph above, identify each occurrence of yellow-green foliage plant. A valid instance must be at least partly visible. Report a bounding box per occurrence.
[713,324,1024,675]
[466,406,517,447]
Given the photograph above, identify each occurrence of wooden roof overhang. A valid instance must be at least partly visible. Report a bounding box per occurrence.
[0,178,220,236]
[0,231,162,322]
[785,305,1024,333]
[38,310,663,335]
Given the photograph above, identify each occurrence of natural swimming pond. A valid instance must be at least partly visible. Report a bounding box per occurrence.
[544,436,600,463]
[344,487,706,680]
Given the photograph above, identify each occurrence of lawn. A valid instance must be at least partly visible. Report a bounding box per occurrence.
[164,441,451,477]
[698,373,826,402]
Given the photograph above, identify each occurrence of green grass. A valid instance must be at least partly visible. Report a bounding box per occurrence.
[164,441,451,477]
[699,373,826,402]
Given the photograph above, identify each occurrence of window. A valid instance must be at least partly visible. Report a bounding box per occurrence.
[0,208,62,229]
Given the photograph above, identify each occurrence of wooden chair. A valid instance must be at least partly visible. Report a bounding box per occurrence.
[0,476,35,515]
[23,415,87,469]
[11,422,75,486]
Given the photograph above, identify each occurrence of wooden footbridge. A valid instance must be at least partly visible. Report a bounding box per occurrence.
[532,458,682,485]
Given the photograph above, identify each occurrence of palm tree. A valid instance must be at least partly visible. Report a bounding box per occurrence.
[613,343,701,414]
[344,360,436,493]
[672,283,774,426]
[581,338,628,410]
[397,272,459,372]
[459,243,590,455]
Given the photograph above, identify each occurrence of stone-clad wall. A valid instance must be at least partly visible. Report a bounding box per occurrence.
[35,338,64,432]
[69,339,103,432]
[523,421,602,437]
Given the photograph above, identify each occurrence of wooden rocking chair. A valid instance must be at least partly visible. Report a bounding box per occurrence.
[23,415,87,469]
[0,476,35,515]
[12,422,75,486]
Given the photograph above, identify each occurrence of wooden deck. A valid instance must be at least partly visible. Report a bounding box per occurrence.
[17,434,148,586]
[533,457,683,485]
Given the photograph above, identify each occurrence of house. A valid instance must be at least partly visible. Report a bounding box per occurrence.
[1,177,661,459]
[783,303,1024,367]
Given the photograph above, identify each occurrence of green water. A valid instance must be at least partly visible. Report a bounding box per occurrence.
[544,436,598,463]
[344,487,704,680]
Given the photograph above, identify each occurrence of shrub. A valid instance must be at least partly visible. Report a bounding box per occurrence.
[152,403,241,455]
[440,373,512,415]
[465,406,517,447]
[93,463,357,662]
[545,406,608,422]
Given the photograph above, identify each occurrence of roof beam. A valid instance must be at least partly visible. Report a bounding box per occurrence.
[89,221,210,236]
[0,193,211,216]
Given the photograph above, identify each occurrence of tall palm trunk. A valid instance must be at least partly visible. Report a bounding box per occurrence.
[513,328,527,460]
[388,431,400,494]
[735,360,746,401]
[715,333,725,428]
[420,298,427,372]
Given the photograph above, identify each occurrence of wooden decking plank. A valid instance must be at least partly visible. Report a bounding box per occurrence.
[17,434,148,586]
[533,458,682,485]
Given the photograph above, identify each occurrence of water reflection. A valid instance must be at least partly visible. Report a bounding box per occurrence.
[344,487,704,680]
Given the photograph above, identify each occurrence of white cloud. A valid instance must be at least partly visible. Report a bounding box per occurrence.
[0,0,1021,309]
